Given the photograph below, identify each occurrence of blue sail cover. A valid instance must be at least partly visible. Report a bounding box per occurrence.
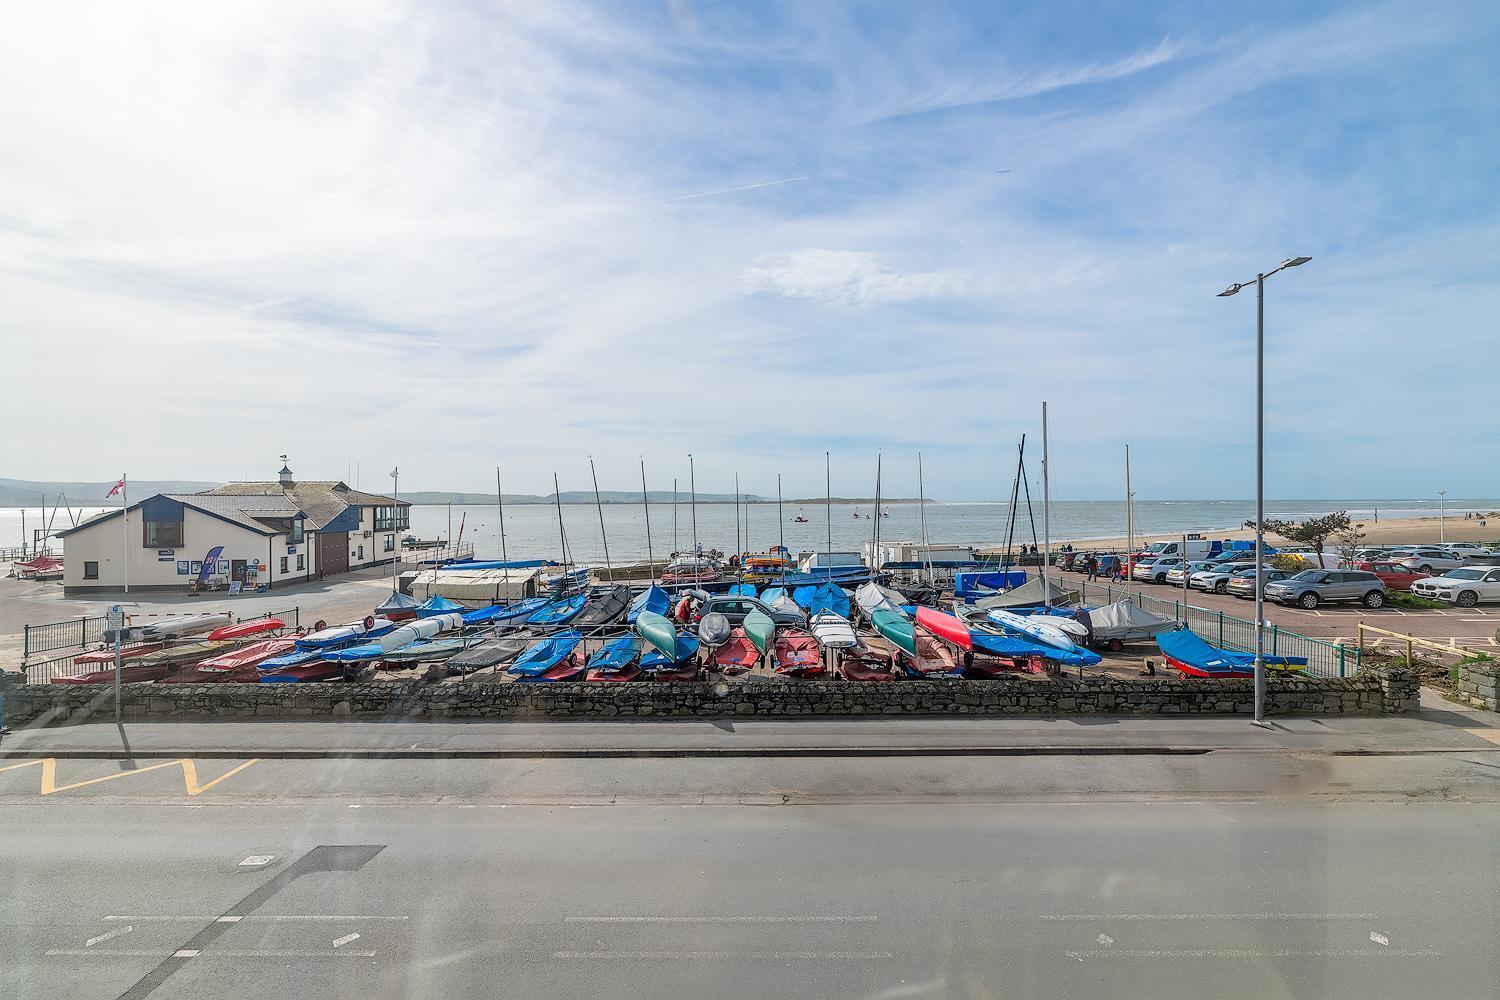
[509,630,584,676]
[590,636,641,673]
[971,631,1102,667]
[640,634,701,669]
[805,583,851,618]
[729,583,757,598]
[526,593,587,626]
[417,595,468,617]
[627,585,671,624]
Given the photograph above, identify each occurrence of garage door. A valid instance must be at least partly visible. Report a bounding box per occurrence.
[317,531,349,577]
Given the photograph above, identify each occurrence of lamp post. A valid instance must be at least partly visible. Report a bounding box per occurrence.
[1438,491,1447,544]
[389,467,400,595]
[1218,256,1311,727]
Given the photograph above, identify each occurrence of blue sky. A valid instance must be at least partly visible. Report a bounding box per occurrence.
[1,0,1496,501]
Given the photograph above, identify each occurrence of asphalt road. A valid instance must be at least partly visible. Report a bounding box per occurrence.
[8,751,1500,1000]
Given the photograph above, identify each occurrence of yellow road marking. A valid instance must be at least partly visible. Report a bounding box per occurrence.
[1464,730,1500,747]
[0,758,259,796]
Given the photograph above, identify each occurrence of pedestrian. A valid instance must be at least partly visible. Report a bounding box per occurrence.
[1086,555,1099,581]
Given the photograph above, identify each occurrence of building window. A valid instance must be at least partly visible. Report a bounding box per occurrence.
[296,554,305,571]
[84,561,99,580]
[289,518,304,544]
[357,544,364,560]
[279,556,288,574]
[143,520,184,547]
[375,505,409,531]
[384,534,395,552]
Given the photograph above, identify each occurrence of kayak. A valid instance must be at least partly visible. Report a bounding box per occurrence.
[809,611,857,649]
[138,614,232,639]
[574,585,632,629]
[712,628,760,674]
[627,584,671,624]
[744,608,776,656]
[870,609,917,656]
[526,593,587,626]
[635,610,679,660]
[772,630,823,677]
[986,608,1076,651]
[698,612,733,648]
[207,617,285,641]
[509,630,585,678]
[854,581,906,621]
[915,607,973,652]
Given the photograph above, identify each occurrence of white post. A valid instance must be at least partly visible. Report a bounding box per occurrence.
[390,467,400,594]
[121,474,129,594]
[1124,445,1133,597]
[1041,403,1051,606]
[1439,491,1446,544]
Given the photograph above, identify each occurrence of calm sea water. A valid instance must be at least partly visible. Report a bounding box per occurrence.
[7,499,1493,563]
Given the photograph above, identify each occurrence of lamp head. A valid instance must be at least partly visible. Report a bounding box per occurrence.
[1216,283,1243,297]
[1281,256,1312,268]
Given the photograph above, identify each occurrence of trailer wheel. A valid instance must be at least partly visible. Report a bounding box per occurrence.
[1107,638,1124,653]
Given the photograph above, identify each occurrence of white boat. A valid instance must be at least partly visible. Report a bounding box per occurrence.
[854,581,906,620]
[296,617,395,650]
[809,611,857,649]
[367,613,464,655]
[138,613,232,639]
[767,594,806,621]
[985,608,1077,651]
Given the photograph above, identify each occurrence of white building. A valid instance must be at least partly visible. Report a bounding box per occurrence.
[58,464,409,595]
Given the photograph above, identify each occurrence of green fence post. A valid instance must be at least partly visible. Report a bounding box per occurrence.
[1338,644,1346,678]
[1271,624,1279,656]
[1218,611,1224,646]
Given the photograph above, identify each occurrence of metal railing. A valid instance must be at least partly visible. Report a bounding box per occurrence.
[400,542,476,566]
[1074,580,1360,678]
[23,615,108,657]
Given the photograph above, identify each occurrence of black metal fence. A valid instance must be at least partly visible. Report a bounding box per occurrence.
[22,616,108,657]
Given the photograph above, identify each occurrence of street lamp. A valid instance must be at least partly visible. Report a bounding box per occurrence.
[1438,491,1447,544]
[389,467,400,594]
[1217,255,1311,727]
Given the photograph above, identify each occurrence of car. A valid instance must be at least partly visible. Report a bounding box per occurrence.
[1210,548,1260,563]
[1165,560,1217,586]
[1262,569,1388,610]
[1350,560,1427,592]
[1411,567,1500,607]
[1132,556,1183,584]
[1224,567,1293,599]
[1351,547,1392,563]
[1387,547,1466,575]
[1189,561,1257,593]
[1442,542,1493,558]
[694,594,803,627]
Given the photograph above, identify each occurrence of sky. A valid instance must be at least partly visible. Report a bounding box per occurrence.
[1,0,1497,502]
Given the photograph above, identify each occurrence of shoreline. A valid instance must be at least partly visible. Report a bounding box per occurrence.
[1004,514,1500,553]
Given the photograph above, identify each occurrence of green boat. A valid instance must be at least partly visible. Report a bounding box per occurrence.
[635,610,679,660]
[870,609,916,656]
[744,609,776,656]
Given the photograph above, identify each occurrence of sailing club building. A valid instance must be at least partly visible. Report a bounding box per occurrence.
[56,464,410,595]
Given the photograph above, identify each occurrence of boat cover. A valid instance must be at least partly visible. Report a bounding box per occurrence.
[574,585,631,628]
[854,581,906,620]
[627,584,671,624]
[418,595,468,617]
[697,612,733,647]
[1088,600,1175,642]
[374,591,424,617]
[809,612,857,649]
[970,631,1102,666]
[446,634,534,670]
[1156,629,1306,674]
[972,577,1080,609]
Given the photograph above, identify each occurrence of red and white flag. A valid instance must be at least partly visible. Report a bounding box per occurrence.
[105,476,126,498]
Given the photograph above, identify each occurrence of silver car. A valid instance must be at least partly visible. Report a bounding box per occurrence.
[1189,561,1256,594]
[1262,569,1388,610]
[1388,546,1466,574]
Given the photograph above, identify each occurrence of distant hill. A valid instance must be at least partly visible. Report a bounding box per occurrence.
[0,477,219,507]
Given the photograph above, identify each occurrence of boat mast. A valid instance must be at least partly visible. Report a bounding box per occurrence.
[688,454,698,560]
[918,452,932,586]
[553,472,567,569]
[825,451,833,581]
[870,452,882,570]
[1041,401,1052,607]
[640,457,654,584]
[589,457,613,584]
[777,473,785,564]
[1124,444,1133,599]
[735,472,742,563]
[495,466,508,566]
[672,477,678,555]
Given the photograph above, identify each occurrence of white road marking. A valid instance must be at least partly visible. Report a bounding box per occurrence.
[1065,948,1439,960]
[239,856,275,867]
[48,948,377,958]
[216,916,242,923]
[565,915,878,924]
[553,950,891,960]
[173,950,200,958]
[86,925,133,947]
[332,933,361,948]
[1096,933,1114,946]
[1371,931,1389,946]
[104,914,409,922]
[1040,912,1377,922]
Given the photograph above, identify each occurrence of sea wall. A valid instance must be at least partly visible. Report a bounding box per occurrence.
[2,665,1418,724]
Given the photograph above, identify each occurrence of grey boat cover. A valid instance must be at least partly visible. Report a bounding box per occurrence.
[697,612,733,648]
[446,633,534,670]
[1087,600,1174,641]
[854,581,906,619]
[973,577,1080,609]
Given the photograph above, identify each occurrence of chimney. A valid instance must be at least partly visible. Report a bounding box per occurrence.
[278,455,293,487]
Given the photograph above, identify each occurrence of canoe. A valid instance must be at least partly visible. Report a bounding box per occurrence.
[573,585,631,629]
[809,611,857,649]
[587,636,642,674]
[627,584,671,624]
[744,608,776,656]
[804,583,852,619]
[509,630,585,677]
[1156,629,1306,678]
[915,606,973,652]
[417,595,468,617]
[712,629,760,674]
[138,614,232,639]
[322,613,465,661]
[772,630,823,677]
[870,609,917,656]
[854,581,906,621]
[374,590,423,621]
[900,634,962,677]
[985,608,1076,651]
[207,617,285,641]
[526,593,587,626]
[634,610,679,660]
[729,583,757,598]
[445,633,534,671]
[640,634,701,671]
[697,612,733,648]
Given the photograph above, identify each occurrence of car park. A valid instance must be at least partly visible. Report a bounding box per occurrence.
[1442,542,1493,558]
[1411,567,1500,607]
[1388,547,1467,574]
[1225,567,1292,599]
[1166,560,1216,585]
[1189,561,1256,593]
[1262,569,1388,610]
[1350,560,1427,592]
[1132,556,1183,584]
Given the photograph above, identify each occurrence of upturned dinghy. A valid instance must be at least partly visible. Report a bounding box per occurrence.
[509,630,586,681]
[712,628,760,674]
[772,629,823,678]
[586,635,642,682]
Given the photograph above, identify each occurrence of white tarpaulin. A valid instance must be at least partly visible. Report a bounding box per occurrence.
[1087,599,1175,641]
[973,577,1080,609]
[409,568,540,603]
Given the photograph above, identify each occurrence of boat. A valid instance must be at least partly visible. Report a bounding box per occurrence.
[459,604,515,625]
[759,587,804,621]
[639,634,701,679]
[573,585,631,629]
[914,607,973,652]
[446,632,535,673]
[728,583,757,598]
[744,608,776,659]
[160,638,297,683]
[256,647,328,673]
[899,634,962,677]
[374,590,423,621]
[1156,629,1306,678]
[662,557,718,586]
[697,612,733,648]
[1085,600,1174,651]
[509,630,586,680]
[739,552,794,584]
[985,608,1077,651]
[417,595,468,617]
[841,642,897,682]
[261,660,350,682]
[138,613,232,639]
[634,610,680,660]
[627,584,671,624]
[295,618,395,650]
[542,565,592,595]
[803,582,852,619]
[134,640,236,668]
[794,515,809,523]
[481,597,551,627]
[771,629,823,677]
[586,636,642,682]
[526,593,587,626]
[809,611,857,650]
[972,577,1081,610]
[53,663,176,685]
[74,643,164,664]
[956,608,1102,667]
[377,637,477,665]
[206,617,285,641]
[711,628,760,674]
[323,613,466,661]
[870,608,916,656]
[854,581,906,621]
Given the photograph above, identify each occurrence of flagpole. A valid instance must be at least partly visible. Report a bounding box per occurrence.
[121,473,129,594]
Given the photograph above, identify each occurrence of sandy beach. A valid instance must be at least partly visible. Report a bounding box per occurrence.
[985,514,1500,554]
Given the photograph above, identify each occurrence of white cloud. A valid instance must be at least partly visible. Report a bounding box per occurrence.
[741,249,969,305]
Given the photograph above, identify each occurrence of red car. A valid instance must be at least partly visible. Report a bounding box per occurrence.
[1353,560,1426,592]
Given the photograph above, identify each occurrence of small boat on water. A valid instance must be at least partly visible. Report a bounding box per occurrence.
[573,585,631,629]
[207,617,285,641]
[711,628,760,674]
[586,635,642,682]
[793,515,809,523]
[627,584,671,624]
[510,630,586,681]
[526,593,587,627]
[772,629,823,677]
[374,590,423,621]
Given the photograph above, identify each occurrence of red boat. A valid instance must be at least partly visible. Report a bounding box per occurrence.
[840,644,897,682]
[711,629,760,675]
[899,635,961,677]
[160,638,296,683]
[74,643,164,664]
[915,607,972,651]
[53,663,173,685]
[772,630,824,677]
[517,650,588,682]
[207,617,285,641]
[260,662,348,683]
[586,663,642,682]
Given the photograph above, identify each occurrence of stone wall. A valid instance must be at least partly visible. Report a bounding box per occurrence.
[2,668,1414,725]
[1455,659,1498,712]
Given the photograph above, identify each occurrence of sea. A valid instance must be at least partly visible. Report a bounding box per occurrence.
[8,499,1491,563]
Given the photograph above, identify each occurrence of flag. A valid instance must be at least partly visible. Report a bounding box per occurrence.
[105,477,126,498]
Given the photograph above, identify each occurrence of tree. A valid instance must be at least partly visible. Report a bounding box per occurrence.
[1332,519,1368,566]
[1243,511,1353,568]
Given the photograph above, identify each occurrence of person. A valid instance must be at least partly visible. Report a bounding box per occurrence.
[1085,554,1099,581]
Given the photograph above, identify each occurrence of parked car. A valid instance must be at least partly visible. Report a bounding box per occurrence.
[1262,569,1388,610]
[1442,542,1494,558]
[1350,560,1427,592]
[1387,547,1466,575]
[1210,548,1262,564]
[1351,547,1391,563]
[1189,561,1257,593]
[1132,556,1183,584]
[1411,566,1500,607]
[1166,560,1217,585]
[694,594,803,627]
[1225,567,1293,599]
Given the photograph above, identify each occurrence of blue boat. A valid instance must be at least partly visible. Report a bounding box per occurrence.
[971,631,1102,667]
[804,582,851,618]
[417,595,468,617]
[256,647,326,671]
[588,636,641,673]
[729,583,757,598]
[640,634,701,671]
[760,586,790,607]
[627,584,670,624]
[1156,629,1306,678]
[480,597,550,626]
[526,593,587,626]
[509,630,584,678]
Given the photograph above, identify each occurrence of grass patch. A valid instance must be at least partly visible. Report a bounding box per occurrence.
[1388,591,1446,610]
